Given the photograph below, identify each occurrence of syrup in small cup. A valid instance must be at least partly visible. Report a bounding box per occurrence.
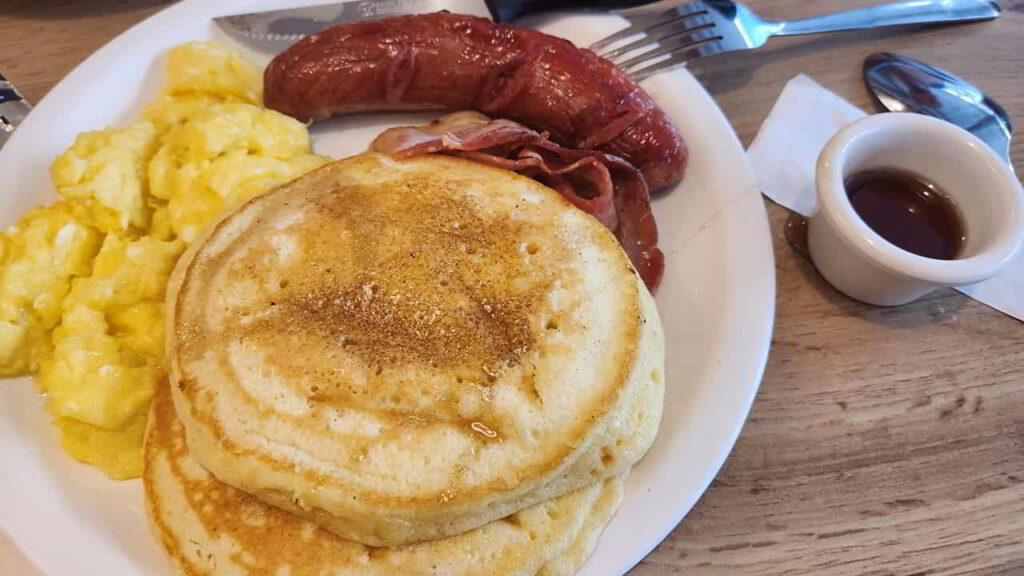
[808,113,1024,306]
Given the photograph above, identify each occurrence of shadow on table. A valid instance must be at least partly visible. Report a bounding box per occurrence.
[3,0,175,21]
[779,230,971,330]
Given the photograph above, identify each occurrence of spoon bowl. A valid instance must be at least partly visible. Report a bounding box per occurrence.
[863,52,1013,167]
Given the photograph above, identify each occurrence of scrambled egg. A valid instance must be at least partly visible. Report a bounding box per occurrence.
[150,103,327,242]
[51,121,159,235]
[0,204,101,375]
[0,42,328,479]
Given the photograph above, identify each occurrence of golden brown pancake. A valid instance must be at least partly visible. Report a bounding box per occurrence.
[144,382,627,576]
[166,153,664,546]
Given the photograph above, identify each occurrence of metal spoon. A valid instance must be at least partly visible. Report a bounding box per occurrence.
[863,52,1013,167]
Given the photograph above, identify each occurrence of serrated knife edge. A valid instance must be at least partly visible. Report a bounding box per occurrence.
[214,0,493,51]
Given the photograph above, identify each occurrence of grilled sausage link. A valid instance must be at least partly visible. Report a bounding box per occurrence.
[263,13,687,189]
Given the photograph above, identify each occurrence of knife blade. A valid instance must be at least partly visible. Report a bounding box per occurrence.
[214,0,661,52]
[0,73,32,151]
[214,0,492,51]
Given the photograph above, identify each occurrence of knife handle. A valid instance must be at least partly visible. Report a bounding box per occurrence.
[485,0,658,23]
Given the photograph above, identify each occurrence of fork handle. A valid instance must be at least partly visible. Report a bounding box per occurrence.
[773,0,1000,36]
[485,0,658,23]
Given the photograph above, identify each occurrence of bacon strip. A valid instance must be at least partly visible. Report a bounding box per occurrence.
[370,112,664,290]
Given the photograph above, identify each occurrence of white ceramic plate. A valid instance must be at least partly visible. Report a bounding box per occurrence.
[0,2,774,574]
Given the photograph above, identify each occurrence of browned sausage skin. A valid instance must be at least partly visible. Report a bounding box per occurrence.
[264,13,687,190]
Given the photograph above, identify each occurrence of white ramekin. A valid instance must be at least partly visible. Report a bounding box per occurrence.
[809,113,1024,306]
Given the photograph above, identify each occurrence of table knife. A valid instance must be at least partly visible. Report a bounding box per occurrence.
[215,0,661,52]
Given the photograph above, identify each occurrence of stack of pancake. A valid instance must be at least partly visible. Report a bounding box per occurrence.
[146,154,665,575]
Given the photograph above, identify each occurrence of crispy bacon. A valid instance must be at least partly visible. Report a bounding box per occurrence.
[370,112,664,290]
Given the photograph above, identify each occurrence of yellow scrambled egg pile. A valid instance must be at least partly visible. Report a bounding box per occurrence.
[0,42,327,479]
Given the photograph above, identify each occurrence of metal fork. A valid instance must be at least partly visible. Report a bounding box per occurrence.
[592,0,1000,79]
[0,73,32,150]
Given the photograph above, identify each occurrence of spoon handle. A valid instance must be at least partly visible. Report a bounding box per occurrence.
[773,0,1000,36]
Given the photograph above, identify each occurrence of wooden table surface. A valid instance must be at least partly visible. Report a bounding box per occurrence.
[2,1,1022,574]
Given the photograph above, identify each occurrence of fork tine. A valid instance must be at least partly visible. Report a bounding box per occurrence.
[598,19,712,62]
[588,22,648,53]
[626,40,725,80]
[616,26,720,70]
[588,0,710,53]
[600,16,712,61]
[642,6,709,34]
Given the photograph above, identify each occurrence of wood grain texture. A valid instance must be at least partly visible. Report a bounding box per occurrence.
[1,1,1022,575]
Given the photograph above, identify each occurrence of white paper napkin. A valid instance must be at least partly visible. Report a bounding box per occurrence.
[748,74,1024,320]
